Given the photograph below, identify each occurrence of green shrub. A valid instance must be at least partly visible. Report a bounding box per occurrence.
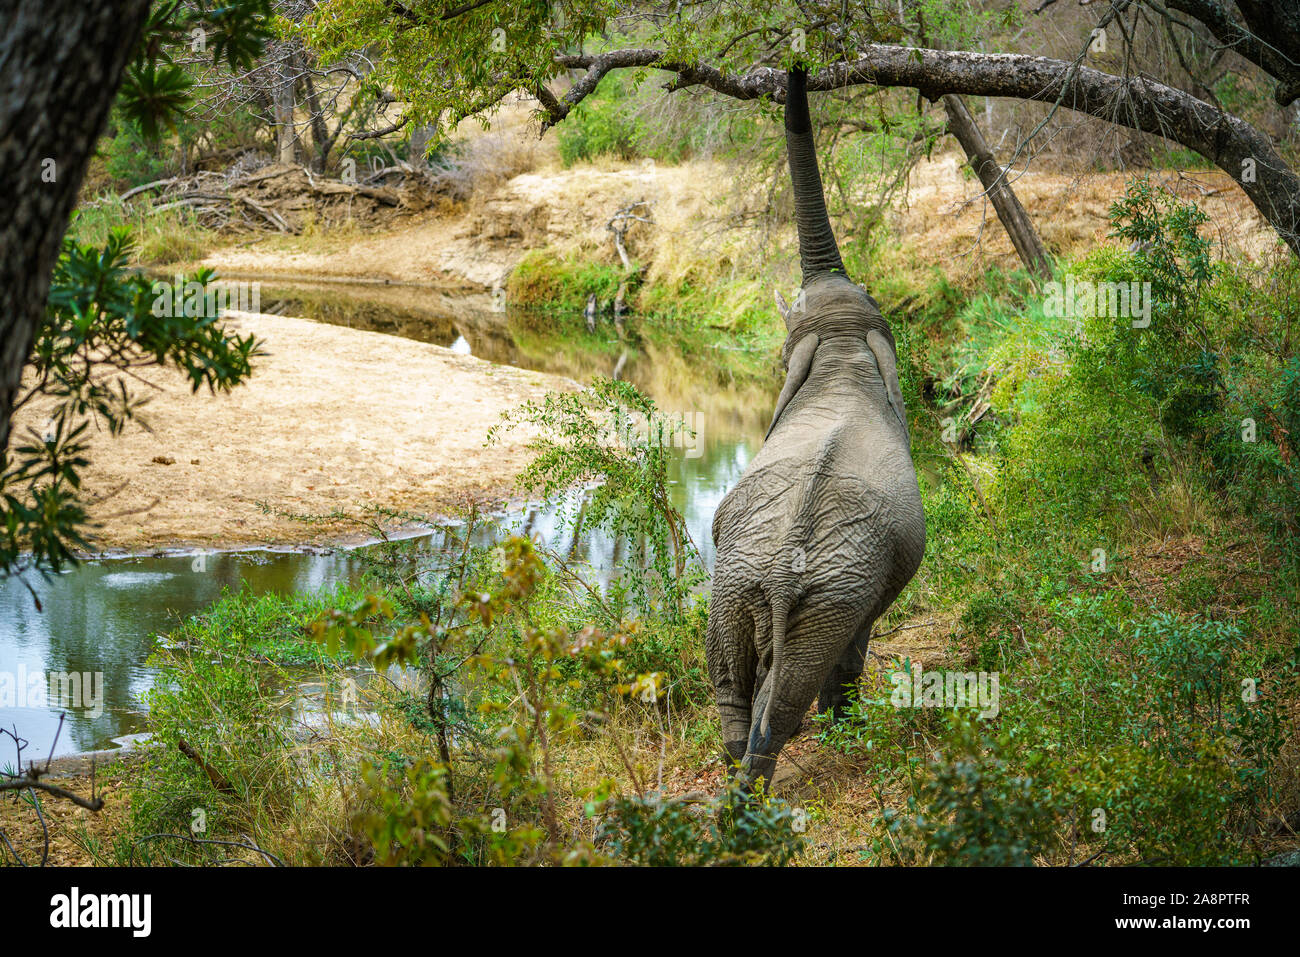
[960,588,1026,672]
[554,72,748,167]
[983,182,1230,542]
[505,249,628,311]
[101,116,170,188]
[131,630,297,854]
[813,663,945,764]
[164,583,380,664]
[1214,353,1300,546]
[596,779,804,866]
[556,77,641,166]
[488,378,705,621]
[880,715,1061,866]
[1059,736,1242,866]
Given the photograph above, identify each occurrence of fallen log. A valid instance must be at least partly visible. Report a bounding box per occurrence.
[119,176,181,203]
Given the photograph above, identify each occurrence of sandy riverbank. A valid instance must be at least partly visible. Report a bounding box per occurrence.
[13,310,576,552]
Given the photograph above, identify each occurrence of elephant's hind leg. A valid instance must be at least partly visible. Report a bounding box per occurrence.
[706,586,757,767]
[817,617,874,722]
[745,604,854,783]
[744,657,822,785]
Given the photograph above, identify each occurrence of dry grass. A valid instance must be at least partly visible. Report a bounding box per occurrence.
[889,154,1282,289]
[0,763,134,866]
[440,94,558,206]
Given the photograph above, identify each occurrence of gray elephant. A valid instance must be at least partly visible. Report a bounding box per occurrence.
[706,67,926,784]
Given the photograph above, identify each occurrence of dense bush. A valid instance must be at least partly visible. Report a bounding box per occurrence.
[556,74,642,167]
[807,183,1300,865]
[597,779,804,866]
[979,180,1300,557]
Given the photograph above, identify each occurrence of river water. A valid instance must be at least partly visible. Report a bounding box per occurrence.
[0,281,774,762]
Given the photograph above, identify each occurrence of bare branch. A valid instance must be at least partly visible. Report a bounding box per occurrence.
[0,776,104,811]
[348,116,410,141]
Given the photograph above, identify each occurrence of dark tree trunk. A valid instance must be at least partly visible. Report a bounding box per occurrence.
[941,94,1053,279]
[0,0,150,452]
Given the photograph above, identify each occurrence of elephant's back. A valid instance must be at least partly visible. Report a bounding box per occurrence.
[711,457,802,553]
[712,422,923,579]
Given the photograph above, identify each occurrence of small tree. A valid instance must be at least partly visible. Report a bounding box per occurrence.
[488,377,704,621]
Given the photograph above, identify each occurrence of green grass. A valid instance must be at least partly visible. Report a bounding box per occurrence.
[163,583,384,665]
[506,249,629,312]
[69,199,215,266]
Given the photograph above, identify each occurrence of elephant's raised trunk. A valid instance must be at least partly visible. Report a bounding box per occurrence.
[785,67,845,284]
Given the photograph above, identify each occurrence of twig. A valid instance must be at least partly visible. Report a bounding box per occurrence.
[872,619,939,639]
[0,777,105,811]
[1073,846,1108,866]
[133,832,283,867]
[119,176,181,203]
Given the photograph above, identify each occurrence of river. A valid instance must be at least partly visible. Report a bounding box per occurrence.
[0,280,774,762]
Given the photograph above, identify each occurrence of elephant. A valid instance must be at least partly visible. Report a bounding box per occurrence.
[705,67,926,784]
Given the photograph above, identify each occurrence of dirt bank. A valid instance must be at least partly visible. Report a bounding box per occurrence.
[13,311,576,553]
[201,159,716,289]
[195,153,1280,295]
[897,157,1280,272]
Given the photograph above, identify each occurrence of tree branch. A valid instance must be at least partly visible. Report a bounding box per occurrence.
[549,44,1300,254]
[1163,0,1300,105]
[349,116,410,140]
[0,776,104,811]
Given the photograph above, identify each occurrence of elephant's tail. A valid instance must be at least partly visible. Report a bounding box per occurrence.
[759,594,791,740]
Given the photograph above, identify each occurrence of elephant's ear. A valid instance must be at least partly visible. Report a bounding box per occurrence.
[866,329,909,441]
[765,334,819,441]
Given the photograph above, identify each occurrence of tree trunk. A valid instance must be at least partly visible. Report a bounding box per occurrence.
[407,124,437,168]
[273,62,298,165]
[300,55,333,173]
[942,93,1053,279]
[0,0,150,453]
